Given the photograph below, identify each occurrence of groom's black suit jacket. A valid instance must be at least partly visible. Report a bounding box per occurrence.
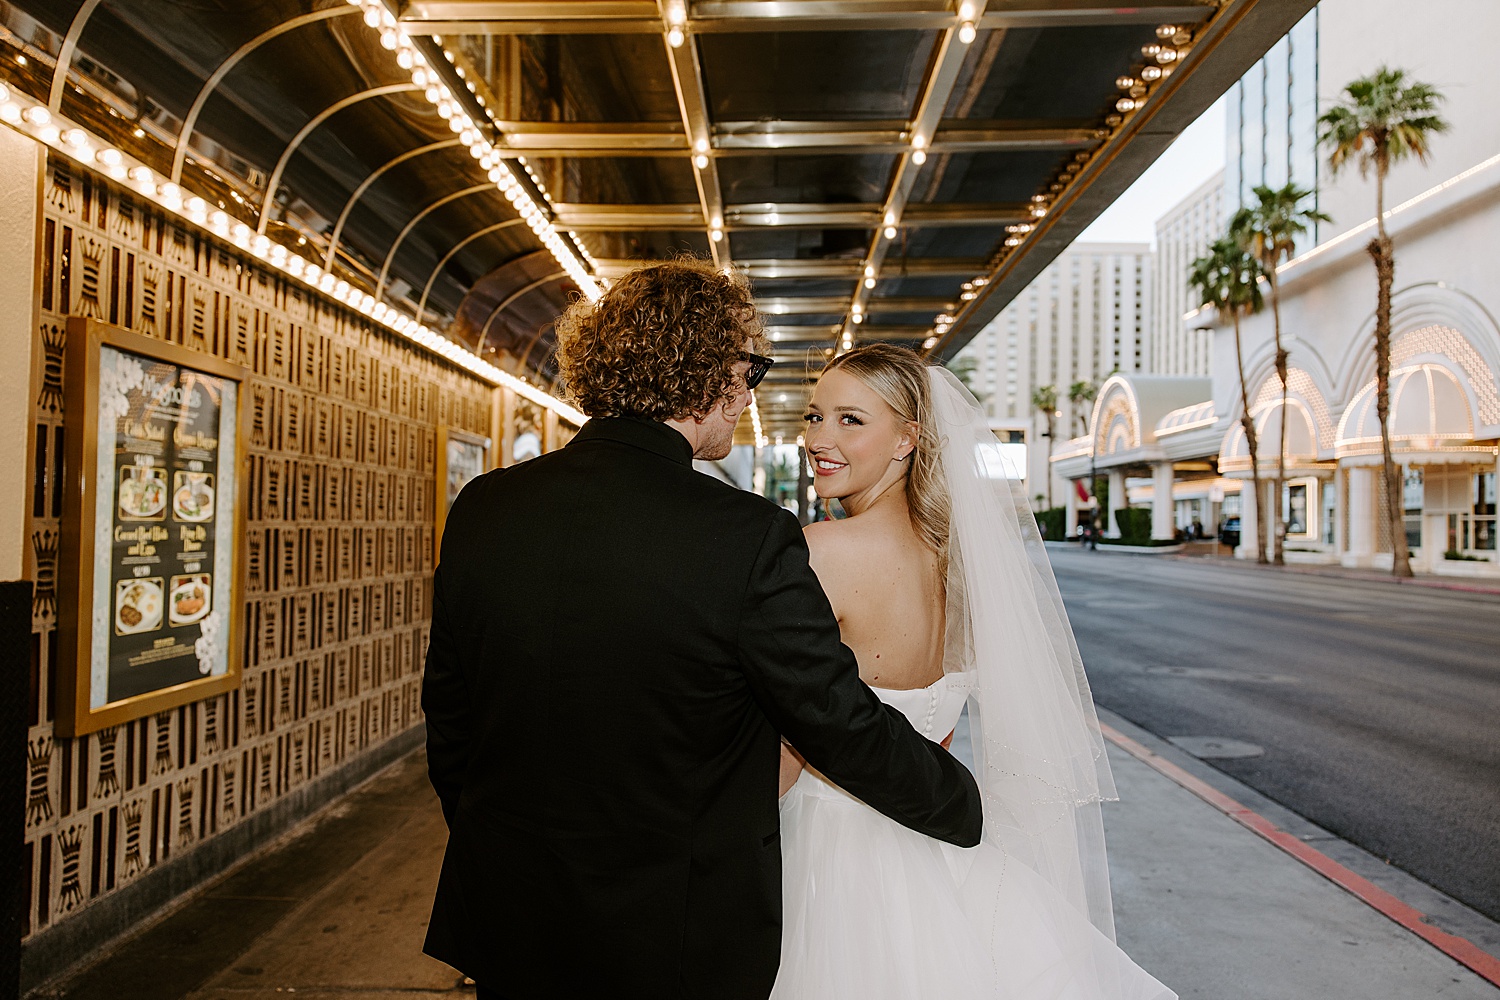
[422,416,982,999]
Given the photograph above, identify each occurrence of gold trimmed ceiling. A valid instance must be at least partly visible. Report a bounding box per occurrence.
[3,0,1315,436]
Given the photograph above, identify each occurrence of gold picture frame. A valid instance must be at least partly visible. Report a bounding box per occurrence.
[56,319,249,736]
[434,426,492,560]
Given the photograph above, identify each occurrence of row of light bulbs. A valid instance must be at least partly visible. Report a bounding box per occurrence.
[842,2,984,351]
[1113,25,1191,114]
[750,394,767,448]
[360,0,603,300]
[650,4,765,438]
[0,79,588,424]
[921,21,1194,354]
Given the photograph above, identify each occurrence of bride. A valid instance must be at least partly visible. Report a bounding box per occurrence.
[771,344,1174,1000]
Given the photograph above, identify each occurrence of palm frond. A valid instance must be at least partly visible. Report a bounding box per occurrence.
[1319,66,1450,177]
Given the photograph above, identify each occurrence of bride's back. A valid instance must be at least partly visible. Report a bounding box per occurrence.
[804,509,945,691]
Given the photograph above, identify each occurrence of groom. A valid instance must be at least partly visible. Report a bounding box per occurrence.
[422,259,982,1000]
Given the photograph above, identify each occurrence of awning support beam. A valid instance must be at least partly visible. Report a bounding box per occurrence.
[256,83,423,236]
[171,7,359,184]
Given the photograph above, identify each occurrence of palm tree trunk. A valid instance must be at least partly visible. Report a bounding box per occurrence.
[1370,164,1413,577]
[1269,265,1288,565]
[1233,310,1268,563]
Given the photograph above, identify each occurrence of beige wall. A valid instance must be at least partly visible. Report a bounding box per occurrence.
[0,126,39,580]
[1317,0,1500,244]
[21,150,494,949]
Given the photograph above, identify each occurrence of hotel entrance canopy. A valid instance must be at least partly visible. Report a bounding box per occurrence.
[7,0,1313,438]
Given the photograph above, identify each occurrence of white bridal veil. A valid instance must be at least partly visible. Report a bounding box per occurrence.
[929,367,1120,942]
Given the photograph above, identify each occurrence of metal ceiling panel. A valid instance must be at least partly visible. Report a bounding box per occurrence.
[5,0,1318,437]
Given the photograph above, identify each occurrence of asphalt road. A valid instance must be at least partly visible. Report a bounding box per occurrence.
[1049,547,1500,922]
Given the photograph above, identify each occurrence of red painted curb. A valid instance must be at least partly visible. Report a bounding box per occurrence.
[1101,723,1500,989]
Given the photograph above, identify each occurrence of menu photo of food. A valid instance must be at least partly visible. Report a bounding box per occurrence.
[118,465,168,521]
[172,471,215,522]
[168,573,212,627]
[115,577,164,635]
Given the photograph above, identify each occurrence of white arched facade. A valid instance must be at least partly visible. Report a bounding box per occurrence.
[1052,299,1500,572]
[1052,71,1500,574]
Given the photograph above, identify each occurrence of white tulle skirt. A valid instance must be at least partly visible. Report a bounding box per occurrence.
[770,771,1176,1000]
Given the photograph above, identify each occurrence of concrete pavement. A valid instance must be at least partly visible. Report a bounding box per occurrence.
[28,731,1500,999]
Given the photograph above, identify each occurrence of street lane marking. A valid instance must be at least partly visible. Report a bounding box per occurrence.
[1101,723,1500,989]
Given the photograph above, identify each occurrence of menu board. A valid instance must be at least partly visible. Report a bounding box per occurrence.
[87,344,238,709]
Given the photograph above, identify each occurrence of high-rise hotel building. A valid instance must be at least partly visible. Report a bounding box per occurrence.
[1152,170,1224,377]
[953,243,1151,501]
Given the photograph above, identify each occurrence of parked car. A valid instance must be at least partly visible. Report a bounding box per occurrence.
[1219,516,1241,548]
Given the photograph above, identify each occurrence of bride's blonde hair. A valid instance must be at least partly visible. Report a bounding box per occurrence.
[820,344,949,562]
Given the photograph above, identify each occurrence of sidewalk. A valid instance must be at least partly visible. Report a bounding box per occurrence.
[1059,537,1500,596]
[1172,552,1500,595]
[29,729,1500,1000]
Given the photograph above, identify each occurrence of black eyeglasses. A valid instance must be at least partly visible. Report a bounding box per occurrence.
[740,351,775,390]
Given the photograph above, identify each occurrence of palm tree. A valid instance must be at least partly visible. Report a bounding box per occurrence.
[1320,66,1449,578]
[1190,237,1267,563]
[1230,184,1331,565]
[1068,380,1098,438]
[946,355,986,402]
[1031,384,1059,509]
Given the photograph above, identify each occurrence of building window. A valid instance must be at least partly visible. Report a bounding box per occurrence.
[1403,467,1424,550]
[1450,471,1498,553]
[1323,481,1336,544]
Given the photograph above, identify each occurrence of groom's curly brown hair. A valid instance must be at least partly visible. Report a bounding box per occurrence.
[555,258,767,421]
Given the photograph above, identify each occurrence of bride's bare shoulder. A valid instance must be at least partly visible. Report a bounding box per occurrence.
[801,519,870,606]
[805,515,866,548]
[803,516,884,569]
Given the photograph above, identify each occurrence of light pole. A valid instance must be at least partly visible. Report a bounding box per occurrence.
[1087,413,1099,551]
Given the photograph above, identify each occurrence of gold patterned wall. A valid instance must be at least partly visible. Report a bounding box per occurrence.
[22,155,494,939]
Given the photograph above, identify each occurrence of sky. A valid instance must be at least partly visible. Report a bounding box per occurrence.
[1074,95,1227,247]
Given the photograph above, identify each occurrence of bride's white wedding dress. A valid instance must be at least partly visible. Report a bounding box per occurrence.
[772,673,1172,1000]
[771,368,1175,1000]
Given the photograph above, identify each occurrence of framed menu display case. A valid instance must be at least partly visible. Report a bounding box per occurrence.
[56,319,248,736]
[434,426,491,555]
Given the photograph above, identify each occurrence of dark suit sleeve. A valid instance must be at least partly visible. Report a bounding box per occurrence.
[736,512,982,848]
[422,559,468,828]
